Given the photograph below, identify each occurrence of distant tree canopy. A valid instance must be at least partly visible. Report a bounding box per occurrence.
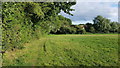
[93,15,111,33]
[52,15,119,34]
[93,15,119,33]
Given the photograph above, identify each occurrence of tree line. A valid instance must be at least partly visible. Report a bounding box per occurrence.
[50,15,120,34]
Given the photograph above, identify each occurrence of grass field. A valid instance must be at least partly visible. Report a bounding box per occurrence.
[3,34,118,66]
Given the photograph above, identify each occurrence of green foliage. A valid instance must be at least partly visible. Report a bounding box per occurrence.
[50,15,73,34]
[53,15,119,34]
[93,15,119,33]
[77,28,86,34]
[110,22,118,33]
[2,2,76,50]
[73,25,86,34]
[89,27,95,33]
[2,2,28,50]
[93,15,109,33]
[84,23,93,32]
[56,26,76,34]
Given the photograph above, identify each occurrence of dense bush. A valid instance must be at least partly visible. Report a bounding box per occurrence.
[2,3,42,50]
[55,26,76,34]
[89,27,95,33]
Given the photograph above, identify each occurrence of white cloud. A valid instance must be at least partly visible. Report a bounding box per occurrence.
[60,1,118,24]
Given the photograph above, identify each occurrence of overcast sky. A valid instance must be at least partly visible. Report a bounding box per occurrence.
[60,1,118,25]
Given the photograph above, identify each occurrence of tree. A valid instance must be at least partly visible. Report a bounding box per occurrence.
[89,27,95,33]
[50,15,73,34]
[93,15,111,33]
[117,23,120,33]
[102,18,111,33]
[74,25,86,34]
[58,26,76,34]
[85,23,93,32]
[110,22,118,33]
[2,2,76,50]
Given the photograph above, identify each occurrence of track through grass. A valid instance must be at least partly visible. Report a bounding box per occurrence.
[3,34,118,66]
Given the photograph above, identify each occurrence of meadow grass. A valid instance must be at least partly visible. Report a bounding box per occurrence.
[3,34,118,66]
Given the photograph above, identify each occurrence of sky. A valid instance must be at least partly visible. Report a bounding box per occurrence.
[60,0,119,25]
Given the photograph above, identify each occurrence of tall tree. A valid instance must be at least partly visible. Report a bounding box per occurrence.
[93,15,111,33]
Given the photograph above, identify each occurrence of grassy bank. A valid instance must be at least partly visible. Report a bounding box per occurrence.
[3,34,118,66]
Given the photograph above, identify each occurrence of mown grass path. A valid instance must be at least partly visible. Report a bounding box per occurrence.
[3,34,118,66]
